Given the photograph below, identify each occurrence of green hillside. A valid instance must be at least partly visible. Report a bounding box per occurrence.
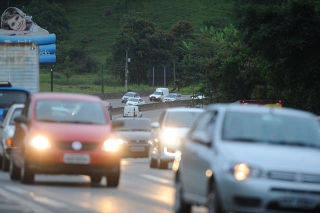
[56,0,233,63]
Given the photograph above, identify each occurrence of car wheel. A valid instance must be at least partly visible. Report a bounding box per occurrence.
[159,159,168,169]
[174,177,191,213]
[149,156,158,168]
[207,184,224,213]
[90,175,102,184]
[106,166,120,187]
[20,154,35,184]
[2,154,9,171]
[9,155,20,180]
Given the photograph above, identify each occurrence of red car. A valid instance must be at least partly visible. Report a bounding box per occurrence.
[10,92,122,187]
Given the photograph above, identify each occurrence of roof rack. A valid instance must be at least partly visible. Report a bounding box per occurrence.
[0,81,12,87]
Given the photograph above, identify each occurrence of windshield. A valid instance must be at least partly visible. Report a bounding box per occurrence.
[222,111,320,147]
[164,111,202,128]
[36,100,107,124]
[153,91,161,95]
[166,94,176,98]
[0,91,28,107]
[125,93,134,97]
[128,98,139,102]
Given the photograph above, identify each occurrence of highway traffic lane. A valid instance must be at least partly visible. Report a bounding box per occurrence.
[0,158,207,213]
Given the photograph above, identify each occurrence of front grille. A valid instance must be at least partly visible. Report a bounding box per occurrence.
[268,171,320,183]
[55,141,100,151]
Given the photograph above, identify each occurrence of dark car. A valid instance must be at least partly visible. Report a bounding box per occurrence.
[10,92,122,187]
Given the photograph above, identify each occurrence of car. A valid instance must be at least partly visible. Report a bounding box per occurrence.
[125,98,145,106]
[0,103,24,171]
[190,92,205,100]
[121,92,140,103]
[10,92,123,186]
[148,107,204,169]
[123,105,142,117]
[113,117,152,158]
[173,103,320,213]
[163,93,182,102]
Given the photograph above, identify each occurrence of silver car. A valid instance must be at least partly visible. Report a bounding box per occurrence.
[148,107,204,169]
[0,103,24,171]
[174,103,320,213]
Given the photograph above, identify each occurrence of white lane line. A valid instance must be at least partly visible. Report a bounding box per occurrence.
[0,188,55,213]
[4,185,29,194]
[140,174,171,185]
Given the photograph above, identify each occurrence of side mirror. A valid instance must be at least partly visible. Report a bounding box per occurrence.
[14,115,29,124]
[191,131,211,146]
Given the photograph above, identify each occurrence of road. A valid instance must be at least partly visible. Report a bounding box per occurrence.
[0,108,208,213]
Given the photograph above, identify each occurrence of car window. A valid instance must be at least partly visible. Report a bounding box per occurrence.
[222,111,320,146]
[164,111,203,128]
[9,108,23,125]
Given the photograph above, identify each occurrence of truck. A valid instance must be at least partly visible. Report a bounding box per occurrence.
[149,87,169,101]
[123,106,142,117]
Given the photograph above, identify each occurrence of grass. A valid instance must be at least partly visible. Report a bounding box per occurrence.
[43,0,233,94]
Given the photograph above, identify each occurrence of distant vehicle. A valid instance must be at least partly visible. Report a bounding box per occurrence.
[126,98,145,106]
[10,92,122,186]
[0,103,24,171]
[235,99,284,107]
[113,117,152,158]
[121,92,140,103]
[163,93,182,102]
[149,88,169,101]
[190,92,206,100]
[0,81,30,123]
[148,107,204,169]
[123,105,142,118]
[174,103,320,213]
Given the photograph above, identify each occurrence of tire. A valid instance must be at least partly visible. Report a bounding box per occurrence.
[149,156,158,168]
[207,184,224,213]
[159,159,168,169]
[90,175,102,184]
[9,155,20,180]
[2,154,9,171]
[106,167,120,187]
[20,154,35,184]
[174,177,191,213]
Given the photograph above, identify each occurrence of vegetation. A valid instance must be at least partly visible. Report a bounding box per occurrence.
[1,0,320,114]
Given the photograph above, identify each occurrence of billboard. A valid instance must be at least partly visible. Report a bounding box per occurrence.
[0,7,56,64]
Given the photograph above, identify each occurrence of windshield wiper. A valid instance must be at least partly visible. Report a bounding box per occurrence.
[269,141,320,148]
[225,137,260,143]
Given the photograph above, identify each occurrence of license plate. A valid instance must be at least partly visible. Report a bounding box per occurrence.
[63,154,90,164]
[131,147,145,152]
[279,197,317,209]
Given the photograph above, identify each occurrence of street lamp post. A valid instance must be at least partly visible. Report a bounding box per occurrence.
[125,48,130,92]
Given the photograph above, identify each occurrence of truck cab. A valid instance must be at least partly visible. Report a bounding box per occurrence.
[0,81,30,123]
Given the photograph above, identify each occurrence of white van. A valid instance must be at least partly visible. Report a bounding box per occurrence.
[149,88,169,101]
[123,106,142,117]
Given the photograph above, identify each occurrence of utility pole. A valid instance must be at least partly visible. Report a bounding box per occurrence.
[125,48,128,92]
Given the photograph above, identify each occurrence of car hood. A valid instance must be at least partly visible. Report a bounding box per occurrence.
[114,131,151,142]
[31,122,113,142]
[221,142,320,173]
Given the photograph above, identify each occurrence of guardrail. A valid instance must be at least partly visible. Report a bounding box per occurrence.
[110,99,204,116]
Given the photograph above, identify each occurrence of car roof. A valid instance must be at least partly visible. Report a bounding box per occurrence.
[30,92,102,102]
[207,103,316,118]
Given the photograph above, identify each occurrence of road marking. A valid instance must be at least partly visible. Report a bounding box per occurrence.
[4,185,29,194]
[0,188,55,213]
[140,174,171,185]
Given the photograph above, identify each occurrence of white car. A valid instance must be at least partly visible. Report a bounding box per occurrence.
[0,103,24,171]
[163,93,182,102]
[125,98,145,106]
[174,104,320,213]
[148,107,204,169]
[121,92,140,103]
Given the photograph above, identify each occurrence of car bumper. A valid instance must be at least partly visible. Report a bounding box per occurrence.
[121,144,149,158]
[150,97,161,101]
[218,176,320,213]
[24,150,121,175]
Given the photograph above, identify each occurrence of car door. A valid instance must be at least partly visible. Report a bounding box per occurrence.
[181,110,217,197]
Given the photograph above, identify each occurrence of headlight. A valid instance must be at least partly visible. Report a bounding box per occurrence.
[160,129,181,145]
[231,163,262,181]
[102,139,122,152]
[30,136,51,149]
